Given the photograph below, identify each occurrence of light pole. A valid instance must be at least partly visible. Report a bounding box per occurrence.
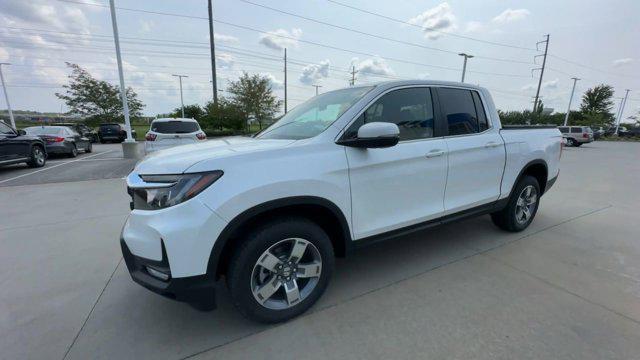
[172,74,188,118]
[563,77,580,126]
[312,84,322,96]
[0,63,15,128]
[207,0,218,106]
[458,53,474,83]
[108,0,133,143]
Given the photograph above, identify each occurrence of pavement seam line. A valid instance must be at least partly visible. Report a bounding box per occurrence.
[0,150,115,185]
[62,257,123,360]
[481,251,640,326]
[179,205,613,360]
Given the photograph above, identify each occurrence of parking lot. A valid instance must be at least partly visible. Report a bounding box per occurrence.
[1,141,639,360]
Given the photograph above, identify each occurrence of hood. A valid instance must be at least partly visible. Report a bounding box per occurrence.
[134,136,296,174]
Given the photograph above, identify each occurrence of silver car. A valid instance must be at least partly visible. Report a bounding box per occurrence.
[557,126,593,147]
[144,118,207,153]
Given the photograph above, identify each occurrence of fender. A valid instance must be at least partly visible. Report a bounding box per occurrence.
[506,159,549,200]
[206,196,352,279]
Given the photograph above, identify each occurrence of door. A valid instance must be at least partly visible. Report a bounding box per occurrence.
[342,87,448,239]
[435,87,506,214]
[0,122,28,161]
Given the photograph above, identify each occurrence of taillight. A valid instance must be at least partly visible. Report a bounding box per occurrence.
[196,132,206,140]
[44,136,64,143]
[145,133,157,141]
[583,133,588,138]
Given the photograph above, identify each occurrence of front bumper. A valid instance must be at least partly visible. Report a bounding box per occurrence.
[121,238,216,305]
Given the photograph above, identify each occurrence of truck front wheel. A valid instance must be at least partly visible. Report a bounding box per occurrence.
[227,217,334,323]
[491,175,540,232]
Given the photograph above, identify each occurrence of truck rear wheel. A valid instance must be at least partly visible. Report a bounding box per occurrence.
[227,217,334,323]
[491,175,540,232]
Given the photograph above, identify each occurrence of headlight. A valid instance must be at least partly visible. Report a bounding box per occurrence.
[129,170,223,210]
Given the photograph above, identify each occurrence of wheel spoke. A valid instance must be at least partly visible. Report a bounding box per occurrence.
[297,262,321,278]
[525,186,532,198]
[522,207,531,220]
[288,240,308,263]
[516,208,524,221]
[526,194,537,205]
[256,251,283,273]
[283,279,301,306]
[253,277,282,304]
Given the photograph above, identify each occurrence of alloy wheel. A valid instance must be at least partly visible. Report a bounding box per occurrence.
[251,238,322,310]
[33,147,45,166]
[515,185,537,224]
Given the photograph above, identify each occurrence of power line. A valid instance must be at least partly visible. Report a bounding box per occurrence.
[324,0,538,51]
[238,0,533,65]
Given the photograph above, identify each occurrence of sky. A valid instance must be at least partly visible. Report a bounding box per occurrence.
[0,0,639,121]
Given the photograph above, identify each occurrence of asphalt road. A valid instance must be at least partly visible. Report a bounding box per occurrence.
[1,141,639,360]
[0,143,137,187]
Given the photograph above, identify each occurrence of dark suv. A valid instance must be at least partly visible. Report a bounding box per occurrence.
[0,122,47,168]
[58,122,98,143]
[98,123,137,143]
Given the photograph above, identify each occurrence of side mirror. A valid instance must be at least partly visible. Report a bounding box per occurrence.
[17,129,26,136]
[337,122,400,148]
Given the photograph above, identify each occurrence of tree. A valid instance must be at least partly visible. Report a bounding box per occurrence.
[579,84,615,127]
[227,72,281,129]
[170,104,204,120]
[55,63,144,122]
[202,97,246,131]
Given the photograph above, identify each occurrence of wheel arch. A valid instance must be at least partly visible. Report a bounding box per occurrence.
[510,159,549,198]
[207,196,352,280]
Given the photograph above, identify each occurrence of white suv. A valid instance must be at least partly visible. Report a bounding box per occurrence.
[144,118,206,153]
[121,81,561,323]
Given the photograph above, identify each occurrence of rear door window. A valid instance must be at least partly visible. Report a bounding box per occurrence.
[570,127,582,133]
[438,88,480,136]
[100,124,120,132]
[151,121,200,134]
[558,127,569,133]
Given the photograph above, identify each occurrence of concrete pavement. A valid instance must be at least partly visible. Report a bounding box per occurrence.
[1,141,639,359]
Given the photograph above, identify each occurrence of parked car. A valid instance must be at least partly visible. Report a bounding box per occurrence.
[592,126,605,139]
[0,121,47,168]
[58,122,99,143]
[98,123,137,143]
[121,81,562,323]
[23,126,92,157]
[557,126,593,146]
[144,118,206,153]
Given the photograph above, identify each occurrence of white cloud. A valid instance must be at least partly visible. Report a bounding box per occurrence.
[214,33,239,44]
[258,28,302,51]
[299,60,330,85]
[407,3,456,40]
[216,53,234,69]
[521,78,559,91]
[261,72,283,89]
[351,57,395,78]
[140,19,154,33]
[0,47,8,62]
[612,58,633,67]
[492,8,530,23]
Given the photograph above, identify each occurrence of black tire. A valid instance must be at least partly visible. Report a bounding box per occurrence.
[85,142,93,153]
[68,144,78,158]
[566,138,576,147]
[574,143,582,147]
[227,217,334,323]
[491,175,541,232]
[27,145,46,168]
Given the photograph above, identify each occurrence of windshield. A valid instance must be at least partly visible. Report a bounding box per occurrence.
[256,86,373,140]
[151,121,200,134]
[24,127,65,136]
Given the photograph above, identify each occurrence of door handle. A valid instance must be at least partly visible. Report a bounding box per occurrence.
[426,150,445,158]
[484,141,501,148]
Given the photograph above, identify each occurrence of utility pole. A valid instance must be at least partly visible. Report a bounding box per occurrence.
[615,89,631,135]
[172,74,188,118]
[284,48,287,113]
[614,97,624,128]
[312,84,322,96]
[532,34,550,113]
[458,53,474,83]
[350,66,358,86]
[0,63,15,128]
[563,77,580,126]
[207,0,218,105]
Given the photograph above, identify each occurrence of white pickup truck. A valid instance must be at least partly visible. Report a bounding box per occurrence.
[121,80,561,323]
